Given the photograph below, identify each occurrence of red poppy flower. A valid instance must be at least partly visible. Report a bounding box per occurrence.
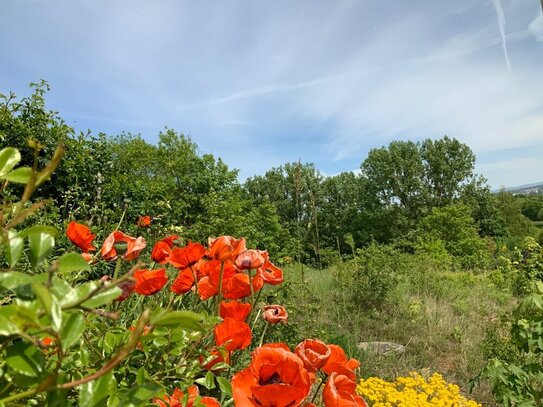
[220,300,252,321]
[161,234,179,247]
[101,230,146,261]
[262,305,288,324]
[223,272,263,300]
[323,373,367,407]
[137,215,151,228]
[262,342,291,351]
[133,269,168,295]
[214,317,252,351]
[201,347,230,371]
[154,385,220,407]
[207,261,237,286]
[66,221,96,253]
[295,339,331,373]
[321,344,360,380]
[171,268,195,294]
[208,236,246,262]
[151,241,171,264]
[234,249,266,270]
[169,241,206,269]
[196,261,244,299]
[232,346,312,407]
[197,276,218,300]
[260,260,284,285]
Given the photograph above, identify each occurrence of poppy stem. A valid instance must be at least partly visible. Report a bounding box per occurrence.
[115,204,128,231]
[216,261,225,314]
[248,268,254,302]
[251,308,261,330]
[189,265,198,297]
[113,257,123,281]
[258,323,269,347]
[310,377,325,404]
[248,288,263,325]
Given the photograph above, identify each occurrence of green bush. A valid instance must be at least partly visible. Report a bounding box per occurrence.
[477,282,543,406]
[416,204,493,270]
[335,243,401,310]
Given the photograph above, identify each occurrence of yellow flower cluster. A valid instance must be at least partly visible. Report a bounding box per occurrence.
[357,372,481,407]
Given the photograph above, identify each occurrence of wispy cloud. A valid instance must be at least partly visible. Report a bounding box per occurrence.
[529,14,543,42]
[491,0,512,72]
[0,0,541,186]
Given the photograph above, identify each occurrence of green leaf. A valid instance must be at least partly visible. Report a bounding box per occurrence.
[0,308,19,336]
[82,286,122,308]
[63,281,121,308]
[57,252,91,274]
[32,283,52,310]
[4,230,24,267]
[32,283,62,330]
[3,166,32,184]
[28,232,55,269]
[0,271,33,291]
[151,310,204,331]
[0,147,21,178]
[61,282,96,307]
[19,226,58,238]
[79,370,115,407]
[103,331,121,354]
[60,312,86,349]
[50,277,72,300]
[5,341,45,377]
[116,383,164,405]
[1,303,40,328]
[216,376,232,397]
[205,370,216,389]
[135,367,148,386]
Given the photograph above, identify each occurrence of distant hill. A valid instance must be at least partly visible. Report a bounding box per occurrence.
[498,181,543,195]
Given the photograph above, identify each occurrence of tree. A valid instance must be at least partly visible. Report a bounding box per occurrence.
[495,189,538,242]
[420,136,475,208]
[361,140,425,223]
[244,162,323,264]
[360,136,479,240]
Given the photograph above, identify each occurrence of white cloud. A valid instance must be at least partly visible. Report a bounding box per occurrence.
[529,14,543,42]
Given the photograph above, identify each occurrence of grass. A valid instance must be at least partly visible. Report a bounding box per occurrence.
[281,260,515,406]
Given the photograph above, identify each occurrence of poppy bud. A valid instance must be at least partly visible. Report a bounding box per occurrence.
[113,241,128,256]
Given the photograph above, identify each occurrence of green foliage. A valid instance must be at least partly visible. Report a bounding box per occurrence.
[0,146,216,406]
[495,189,539,244]
[416,204,493,269]
[506,237,543,296]
[478,282,543,406]
[335,243,401,310]
[519,194,543,221]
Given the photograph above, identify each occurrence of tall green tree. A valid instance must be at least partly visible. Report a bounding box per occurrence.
[420,136,475,208]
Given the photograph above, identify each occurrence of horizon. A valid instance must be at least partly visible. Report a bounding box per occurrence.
[1,1,542,189]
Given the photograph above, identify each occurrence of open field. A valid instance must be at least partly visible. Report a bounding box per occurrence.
[282,262,516,405]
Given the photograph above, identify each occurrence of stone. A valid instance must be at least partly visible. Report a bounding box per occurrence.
[357,341,406,355]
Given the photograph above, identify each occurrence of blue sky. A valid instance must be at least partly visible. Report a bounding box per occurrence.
[1,0,542,188]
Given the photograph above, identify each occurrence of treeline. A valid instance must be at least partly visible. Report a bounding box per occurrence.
[2,82,540,266]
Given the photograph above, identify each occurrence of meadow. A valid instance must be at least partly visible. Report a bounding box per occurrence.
[1,84,543,406]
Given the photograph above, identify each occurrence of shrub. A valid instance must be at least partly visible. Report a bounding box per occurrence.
[477,282,543,406]
[416,204,493,270]
[335,243,401,310]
